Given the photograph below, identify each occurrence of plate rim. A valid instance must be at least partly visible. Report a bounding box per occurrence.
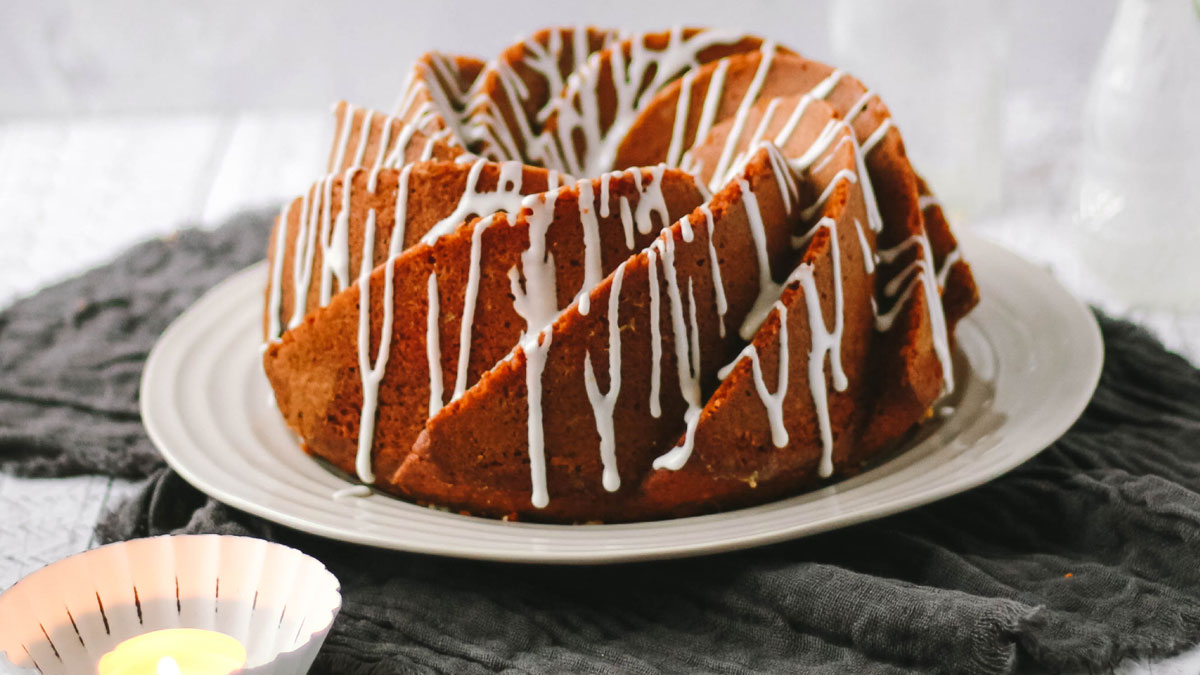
[140,231,1103,564]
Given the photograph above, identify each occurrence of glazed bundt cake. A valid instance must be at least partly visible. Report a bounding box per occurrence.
[261,27,980,523]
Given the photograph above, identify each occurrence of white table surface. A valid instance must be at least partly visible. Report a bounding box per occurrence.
[1,14,1198,669]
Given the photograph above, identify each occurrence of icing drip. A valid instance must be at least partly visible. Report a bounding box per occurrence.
[800,168,858,222]
[862,118,893,155]
[575,180,603,315]
[854,219,877,274]
[599,172,612,217]
[523,329,553,508]
[632,165,671,236]
[651,232,703,471]
[451,215,497,401]
[583,263,627,492]
[846,90,874,123]
[332,485,373,500]
[426,272,444,416]
[849,125,885,234]
[368,113,396,187]
[686,58,731,163]
[330,106,356,172]
[288,182,320,329]
[874,234,955,393]
[354,209,396,484]
[938,248,962,287]
[390,164,414,255]
[763,142,798,215]
[511,191,560,335]
[738,179,785,340]
[746,98,783,150]
[795,121,846,174]
[619,195,636,249]
[320,168,356,306]
[709,42,777,191]
[665,70,696,168]
[421,159,526,245]
[810,69,844,99]
[795,218,847,477]
[350,109,374,169]
[742,301,791,447]
[382,106,434,168]
[265,200,292,343]
[700,205,728,338]
[647,246,663,418]
[775,94,815,148]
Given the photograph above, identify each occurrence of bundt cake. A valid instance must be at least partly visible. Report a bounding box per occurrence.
[261,27,980,523]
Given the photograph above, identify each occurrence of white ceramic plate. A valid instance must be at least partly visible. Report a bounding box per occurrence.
[141,231,1102,564]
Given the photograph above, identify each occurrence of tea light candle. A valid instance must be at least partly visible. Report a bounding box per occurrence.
[96,629,246,675]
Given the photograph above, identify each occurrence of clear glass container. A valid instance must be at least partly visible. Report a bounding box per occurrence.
[1074,0,1200,309]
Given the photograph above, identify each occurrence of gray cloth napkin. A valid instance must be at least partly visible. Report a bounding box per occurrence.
[3,211,1200,675]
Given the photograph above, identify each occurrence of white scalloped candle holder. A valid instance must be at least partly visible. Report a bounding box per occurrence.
[0,535,340,674]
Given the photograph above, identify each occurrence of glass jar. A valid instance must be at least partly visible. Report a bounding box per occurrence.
[1075,0,1200,309]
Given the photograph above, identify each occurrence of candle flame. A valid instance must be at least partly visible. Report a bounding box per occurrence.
[157,657,182,675]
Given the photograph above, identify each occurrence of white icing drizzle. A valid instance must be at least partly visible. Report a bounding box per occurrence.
[938,248,962,287]
[368,113,397,189]
[700,204,729,338]
[632,164,671,236]
[810,69,844,99]
[287,181,320,329]
[511,191,560,335]
[575,180,603,315]
[805,125,853,175]
[775,94,815,148]
[800,168,858,222]
[862,118,893,155]
[350,109,374,170]
[390,164,413,255]
[523,329,553,508]
[582,262,627,492]
[647,245,663,418]
[332,485,373,500]
[845,90,874,123]
[709,42,777,191]
[599,172,612,217]
[874,234,955,393]
[421,159,527,245]
[329,105,356,172]
[426,272,444,416]
[795,217,847,478]
[918,194,942,211]
[763,142,798,215]
[319,168,355,306]
[354,209,396,484]
[854,219,877,274]
[451,214,497,402]
[742,301,791,447]
[746,98,783,151]
[618,196,636,249]
[688,58,731,159]
[738,179,785,340]
[665,70,696,168]
[650,231,704,471]
[265,200,292,343]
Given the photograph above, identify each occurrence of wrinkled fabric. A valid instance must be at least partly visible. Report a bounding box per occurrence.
[3,211,1200,674]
